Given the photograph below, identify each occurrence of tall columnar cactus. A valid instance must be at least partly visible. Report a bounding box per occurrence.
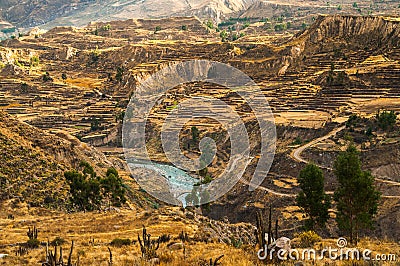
[256,211,266,249]
[256,205,279,261]
[42,241,75,266]
[107,247,112,266]
[138,226,160,260]
[27,226,38,240]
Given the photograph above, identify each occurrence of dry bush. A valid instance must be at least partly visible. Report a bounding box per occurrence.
[295,231,321,248]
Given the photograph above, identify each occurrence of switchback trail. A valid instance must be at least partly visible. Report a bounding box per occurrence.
[290,126,346,164]
[288,125,400,199]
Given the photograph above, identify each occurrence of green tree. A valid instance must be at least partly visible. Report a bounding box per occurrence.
[65,164,127,211]
[206,20,214,29]
[191,126,199,143]
[185,185,211,208]
[42,72,53,82]
[116,66,124,82]
[376,110,397,130]
[220,30,228,42]
[90,117,102,131]
[101,168,127,207]
[202,174,213,184]
[80,161,96,177]
[334,145,381,244]
[102,24,111,31]
[90,48,100,63]
[30,56,39,67]
[297,163,331,230]
[274,23,287,32]
[65,170,102,211]
[185,186,200,207]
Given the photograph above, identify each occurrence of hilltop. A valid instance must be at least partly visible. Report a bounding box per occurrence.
[0,0,256,29]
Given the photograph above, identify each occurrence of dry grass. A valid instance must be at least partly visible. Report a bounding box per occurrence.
[0,204,262,265]
[1,204,398,265]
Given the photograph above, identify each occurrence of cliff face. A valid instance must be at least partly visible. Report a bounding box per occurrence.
[273,15,400,73]
[300,15,400,49]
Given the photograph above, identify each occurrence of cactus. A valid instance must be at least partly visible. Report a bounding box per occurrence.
[42,240,75,266]
[256,210,266,249]
[107,247,112,266]
[138,226,160,260]
[255,205,279,262]
[67,241,74,266]
[27,226,38,240]
[209,255,224,265]
[16,246,28,256]
[178,230,189,242]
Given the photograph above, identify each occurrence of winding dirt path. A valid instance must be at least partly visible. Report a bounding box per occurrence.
[239,178,297,197]
[290,126,346,164]
[288,125,400,199]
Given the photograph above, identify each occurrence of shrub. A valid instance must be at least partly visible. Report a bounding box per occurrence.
[346,114,361,128]
[202,174,212,184]
[50,237,67,246]
[292,137,303,145]
[230,237,243,248]
[206,20,214,29]
[90,49,100,63]
[296,231,321,248]
[220,30,228,42]
[102,24,111,31]
[274,23,287,32]
[26,238,40,248]
[115,66,124,82]
[376,110,397,130]
[110,238,131,247]
[65,163,126,211]
[159,234,171,243]
[30,56,39,67]
[42,72,53,82]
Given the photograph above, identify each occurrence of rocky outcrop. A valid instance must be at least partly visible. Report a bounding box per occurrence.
[298,15,400,49]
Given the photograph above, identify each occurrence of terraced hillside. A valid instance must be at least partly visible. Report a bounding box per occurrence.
[0,14,400,246]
